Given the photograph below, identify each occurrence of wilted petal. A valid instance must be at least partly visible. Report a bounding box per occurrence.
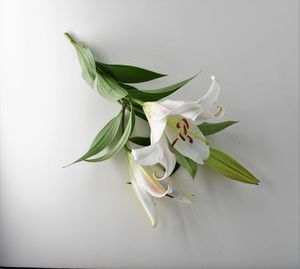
[165,120,209,164]
[132,135,176,180]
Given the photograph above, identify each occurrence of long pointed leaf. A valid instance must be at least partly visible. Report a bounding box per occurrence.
[199,121,238,136]
[205,147,259,184]
[95,72,128,101]
[86,103,135,162]
[129,136,150,146]
[64,109,123,167]
[96,61,166,83]
[121,74,198,102]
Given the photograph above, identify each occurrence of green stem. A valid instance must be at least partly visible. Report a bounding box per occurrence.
[121,104,126,133]
[130,97,144,106]
[121,102,131,152]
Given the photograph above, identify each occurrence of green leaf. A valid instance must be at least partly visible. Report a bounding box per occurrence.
[95,72,128,101]
[64,108,123,167]
[88,110,123,150]
[129,136,150,146]
[86,103,135,162]
[96,61,166,83]
[204,147,260,185]
[171,148,198,179]
[132,107,147,121]
[170,162,181,176]
[120,74,198,102]
[65,33,96,88]
[199,121,238,136]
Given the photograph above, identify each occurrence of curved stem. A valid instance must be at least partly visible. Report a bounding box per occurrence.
[121,102,131,152]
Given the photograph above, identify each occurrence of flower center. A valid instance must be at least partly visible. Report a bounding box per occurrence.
[167,117,194,147]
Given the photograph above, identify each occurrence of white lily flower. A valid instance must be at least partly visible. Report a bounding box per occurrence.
[132,134,176,180]
[132,76,224,174]
[126,151,191,227]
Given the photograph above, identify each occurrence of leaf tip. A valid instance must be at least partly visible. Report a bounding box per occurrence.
[249,177,260,185]
[158,73,168,78]
[64,32,75,43]
[62,159,80,168]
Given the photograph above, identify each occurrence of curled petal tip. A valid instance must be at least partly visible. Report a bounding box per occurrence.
[153,170,167,181]
[214,106,225,118]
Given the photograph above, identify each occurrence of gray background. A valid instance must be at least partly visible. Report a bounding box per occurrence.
[0,0,299,268]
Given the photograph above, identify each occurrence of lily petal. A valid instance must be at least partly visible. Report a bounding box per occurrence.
[165,120,209,164]
[147,100,203,122]
[143,102,172,121]
[132,162,170,198]
[195,76,224,123]
[149,118,167,144]
[132,135,176,180]
[161,180,192,203]
[161,100,203,121]
[142,102,167,143]
[127,153,157,227]
[131,176,157,227]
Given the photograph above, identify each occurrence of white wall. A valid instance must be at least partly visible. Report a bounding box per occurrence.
[0,0,299,268]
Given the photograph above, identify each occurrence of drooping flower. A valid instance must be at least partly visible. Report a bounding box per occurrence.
[132,76,224,178]
[126,151,191,227]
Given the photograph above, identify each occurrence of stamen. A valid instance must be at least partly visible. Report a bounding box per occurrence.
[176,122,180,128]
[179,133,186,141]
[182,118,189,129]
[186,135,193,143]
[171,138,179,147]
[183,125,187,135]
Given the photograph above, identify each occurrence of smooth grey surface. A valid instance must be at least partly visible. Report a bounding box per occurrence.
[0,0,299,268]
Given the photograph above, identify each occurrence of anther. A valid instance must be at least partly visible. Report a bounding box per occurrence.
[176,122,180,128]
[183,125,187,135]
[187,134,193,144]
[171,138,179,147]
[179,133,186,141]
[182,118,189,129]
